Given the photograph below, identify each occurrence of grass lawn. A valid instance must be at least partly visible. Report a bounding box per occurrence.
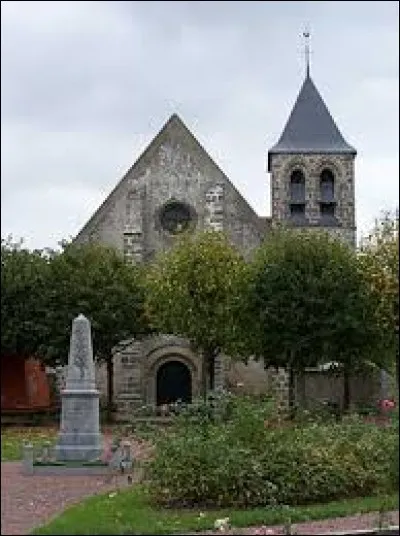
[1,426,58,461]
[0,425,132,461]
[32,485,399,535]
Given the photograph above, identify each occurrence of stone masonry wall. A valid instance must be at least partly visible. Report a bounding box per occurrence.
[75,116,264,261]
[123,187,145,263]
[72,118,363,415]
[73,117,266,417]
[268,152,357,412]
[269,153,356,247]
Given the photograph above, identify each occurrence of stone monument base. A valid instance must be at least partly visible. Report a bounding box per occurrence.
[22,463,110,476]
[55,389,103,462]
[55,439,103,462]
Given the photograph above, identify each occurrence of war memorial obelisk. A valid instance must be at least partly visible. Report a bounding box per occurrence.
[55,314,103,461]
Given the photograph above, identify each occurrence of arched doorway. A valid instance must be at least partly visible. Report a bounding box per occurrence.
[156,360,192,406]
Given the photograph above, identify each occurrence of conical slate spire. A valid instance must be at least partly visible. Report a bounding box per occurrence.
[268,74,356,169]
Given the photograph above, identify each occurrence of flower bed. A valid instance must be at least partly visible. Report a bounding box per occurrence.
[146,395,399,508]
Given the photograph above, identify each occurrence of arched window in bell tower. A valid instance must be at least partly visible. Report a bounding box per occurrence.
[289,169,306,220]
[319,168,336,222]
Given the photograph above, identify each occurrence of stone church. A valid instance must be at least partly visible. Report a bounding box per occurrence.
[74,70,361,419]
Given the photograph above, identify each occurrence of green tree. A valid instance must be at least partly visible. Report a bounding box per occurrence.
[145,230,248,397]
[1,236,52,358]
[246,228,390,413]
[359,210,399,392]
[40,241,149,420]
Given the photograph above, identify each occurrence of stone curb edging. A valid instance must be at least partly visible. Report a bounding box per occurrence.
[315,526,399,536]
[21,465,111,476]
[178,521,400,536]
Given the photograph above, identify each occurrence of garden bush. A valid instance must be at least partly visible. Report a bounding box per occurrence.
[147,394,399,508]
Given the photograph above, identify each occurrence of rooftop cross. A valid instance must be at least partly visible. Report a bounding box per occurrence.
[303,29,311,78]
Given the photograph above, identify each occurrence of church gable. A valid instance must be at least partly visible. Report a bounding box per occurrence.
[75,114,265,260]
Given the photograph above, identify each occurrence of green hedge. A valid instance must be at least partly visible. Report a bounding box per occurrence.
[147,395,399,508]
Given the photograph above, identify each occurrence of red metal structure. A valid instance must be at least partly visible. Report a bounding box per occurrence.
[1,355,51,412]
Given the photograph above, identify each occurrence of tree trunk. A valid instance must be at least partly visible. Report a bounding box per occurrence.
[380,369,389,402]
[106,355,114,423]
[201,348,217,401]
[395,319,399,390]
[297,369,306,410]
[343,365,351,412]
[209,355,215,391]
[201,354,208,401]
[288,365,296,419]
[395,346,399,402]
[286,348,297,419]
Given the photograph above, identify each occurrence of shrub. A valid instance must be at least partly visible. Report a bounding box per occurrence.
[258,421,396,505]
[147,426,278,507]
[147,394,399,508]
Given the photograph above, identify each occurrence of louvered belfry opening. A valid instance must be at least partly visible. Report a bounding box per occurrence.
[289,169,306,221]
[319,168,336,221]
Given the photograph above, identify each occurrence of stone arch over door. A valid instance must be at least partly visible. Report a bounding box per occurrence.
[144,345,201,406]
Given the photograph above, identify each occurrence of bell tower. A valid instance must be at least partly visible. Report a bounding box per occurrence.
[267,34,357,247]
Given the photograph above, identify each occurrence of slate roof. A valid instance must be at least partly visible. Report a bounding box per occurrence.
[268,74,356,170]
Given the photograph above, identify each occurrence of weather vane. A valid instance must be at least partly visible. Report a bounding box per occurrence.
[303,28,311,77]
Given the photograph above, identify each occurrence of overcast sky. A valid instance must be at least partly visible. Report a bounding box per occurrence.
[1,0,398,249]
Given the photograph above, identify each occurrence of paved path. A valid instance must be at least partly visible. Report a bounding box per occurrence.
[1,460,398,535]
[1,461,129,535]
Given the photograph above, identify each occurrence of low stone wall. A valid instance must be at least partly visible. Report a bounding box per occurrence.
[53,357,385,420]
[295,368,381,410]
[225,357,269,395]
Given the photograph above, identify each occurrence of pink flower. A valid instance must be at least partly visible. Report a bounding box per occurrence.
[380,399,396,411]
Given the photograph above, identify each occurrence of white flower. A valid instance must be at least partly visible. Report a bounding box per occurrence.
[214,517,230,531]
[108,492,117,498]
[250,527,274,535]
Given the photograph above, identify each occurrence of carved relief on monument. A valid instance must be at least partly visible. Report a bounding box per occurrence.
[205,184,224,231]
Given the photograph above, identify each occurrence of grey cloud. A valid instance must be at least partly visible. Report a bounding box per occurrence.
[1,0,398,249]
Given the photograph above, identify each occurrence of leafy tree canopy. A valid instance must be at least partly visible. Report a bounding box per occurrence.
[358,210,399,378]
[1,236,52,358]
[1,237,149,416]
[145,230,249,364]
[359,210,399,336]
[246,228,390,373]
[40,240,149,365]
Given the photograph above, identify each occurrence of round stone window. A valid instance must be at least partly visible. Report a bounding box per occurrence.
[160,201,194,234]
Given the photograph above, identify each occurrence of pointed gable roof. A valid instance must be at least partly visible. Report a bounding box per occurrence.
[75,113,265,242]
[268,74,356,170]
